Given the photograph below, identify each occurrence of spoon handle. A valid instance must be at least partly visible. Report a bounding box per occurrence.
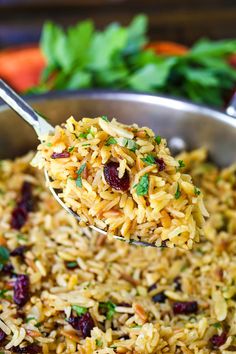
[0,79,53,138]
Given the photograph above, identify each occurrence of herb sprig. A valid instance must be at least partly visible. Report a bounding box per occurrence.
[29,16,236,107]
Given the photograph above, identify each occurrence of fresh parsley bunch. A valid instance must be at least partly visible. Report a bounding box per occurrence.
[30,15,236,107]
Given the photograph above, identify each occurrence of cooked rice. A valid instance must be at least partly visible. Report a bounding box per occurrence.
[0,148,236,353]
[33,116,207,248]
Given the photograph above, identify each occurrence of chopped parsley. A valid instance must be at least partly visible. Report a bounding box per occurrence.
[155,135,162,145]
[178,160,185,169]
[82,143,90,147]
[26,317,37,323]
[76,163,86,188]
[105,137,117,146]
[95,339,103,347]
[174,183,181,199]
[141,154,156,165]
[0,246,9,271]
[47,142,52,147]
[79,127,94,139]
[101,115,109,122]
[66,261,78,268]
[126,139,138,152]
[72,305,88,316]
[79,132,88,139]
[194,186,201,196]
[17,234,27,241]
[211,322,222,329]
[99,301,116,320]
[136,174,149,196]
[68,146,74,152]
[0,289,9,299]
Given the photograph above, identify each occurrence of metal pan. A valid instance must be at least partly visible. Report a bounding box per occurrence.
[0,91,236,166]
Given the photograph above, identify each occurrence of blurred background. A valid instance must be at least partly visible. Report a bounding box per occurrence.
[1,0,236,48]
[0,0,236,107]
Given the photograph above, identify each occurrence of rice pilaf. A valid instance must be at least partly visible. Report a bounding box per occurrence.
[0,149,236,353]
[33,116,208,249]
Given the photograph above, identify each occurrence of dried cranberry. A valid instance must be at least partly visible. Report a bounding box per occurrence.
[104,161,130,191]
[11,182,34,230]
[152,291,167,303]
[12,344,42,353]
[68,312,95,338]
[51,151,70,159]
[174,276,182,291]
[13,274,30,307]
[173,301,198,315]
[2,263,14,275]
[11,207,28,230]
[11,246,28,258]
[20,182,34,212]
[148,283,157,292]
[155,157,165,172]
[210,332,227,348]
[0,328,6,342]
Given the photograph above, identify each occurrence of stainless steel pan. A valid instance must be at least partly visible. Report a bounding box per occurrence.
[0,91,236,166]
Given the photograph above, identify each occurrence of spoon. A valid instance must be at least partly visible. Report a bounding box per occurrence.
[0,79,165,247]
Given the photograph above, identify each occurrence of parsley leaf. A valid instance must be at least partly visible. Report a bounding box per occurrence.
[77,163,86,175]
[136,174,149,196]
[99,301,116,320]
[194,186,201,196]
[0,289,9,299]
[68,146,74,152]
[211,322,222,329]
[0,246,9,271]
[76,163,86,188]
[66,261,78,268]
[178,160,185,169]
[26,317,37,323]
[155,135,162,145]
[141,154,156,165]
[72,305,88,316]
[105,137,117,146]
[101,115,109,122]
[95,339,103,347]
[174,183,181,199]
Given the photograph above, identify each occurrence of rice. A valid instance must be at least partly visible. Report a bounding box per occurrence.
[32,116,207,249]
[0,148,235,353]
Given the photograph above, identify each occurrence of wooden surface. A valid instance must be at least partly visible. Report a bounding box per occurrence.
[0,0,236,48]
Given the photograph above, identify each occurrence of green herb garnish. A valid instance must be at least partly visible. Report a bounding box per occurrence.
[47,142,52,147]
[72,305,88,316]
[127,139,138,152]
[17,234,27,241]
[66,261,78,268]
[99,301,116,320]
[29,17,236,107]
[76,163,86,188]
[174,183,181,199]
[155,135,162,145]
[141,154,156,165]
[0,246,9,271]
[194,186,201,196]
[211,322,222,329]
[68,146,75,152]
[178,160,185,169]
[95,339,103,347]
[136,174,149,196]
[101,115,109,122]
[0,289,9,299]
[26,317,37,323]
[105,137,117,146]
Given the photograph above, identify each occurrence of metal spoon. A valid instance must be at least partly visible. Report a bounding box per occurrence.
[0,79,173,247]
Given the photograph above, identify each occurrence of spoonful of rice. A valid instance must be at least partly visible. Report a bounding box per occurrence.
[0,79,208,248]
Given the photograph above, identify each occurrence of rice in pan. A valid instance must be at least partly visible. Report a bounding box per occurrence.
[0,148,236,353]
[33,116,208,249]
